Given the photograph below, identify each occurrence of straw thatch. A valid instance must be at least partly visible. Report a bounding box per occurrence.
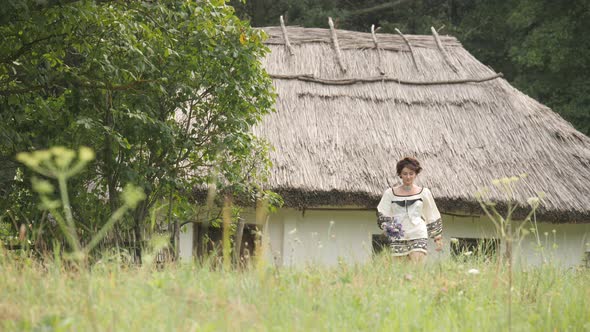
[252,26,590,223]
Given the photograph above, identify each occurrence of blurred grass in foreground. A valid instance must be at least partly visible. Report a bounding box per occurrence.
[0,251,588,331]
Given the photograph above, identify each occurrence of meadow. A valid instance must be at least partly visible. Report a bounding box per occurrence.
[1,250,588,332]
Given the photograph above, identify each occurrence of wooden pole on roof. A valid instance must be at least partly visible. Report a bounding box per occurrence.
[279,15,294,56]
[371,25,386,75]
[268,72,503,85]
[394,28,419,72]
[328,17,347,73]
[431,26,459,73]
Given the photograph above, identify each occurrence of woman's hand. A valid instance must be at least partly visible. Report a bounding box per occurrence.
[434,235,443,252]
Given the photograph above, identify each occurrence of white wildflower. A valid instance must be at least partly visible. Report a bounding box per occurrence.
[527,197,540,207]
[79,146,95,162]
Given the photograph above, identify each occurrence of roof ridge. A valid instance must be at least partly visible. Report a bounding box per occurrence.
[261,26,462,51]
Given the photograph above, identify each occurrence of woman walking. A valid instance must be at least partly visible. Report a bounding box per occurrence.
[377,157,443,263]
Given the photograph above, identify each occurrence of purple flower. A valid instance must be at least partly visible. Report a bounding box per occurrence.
[384,217,404,240]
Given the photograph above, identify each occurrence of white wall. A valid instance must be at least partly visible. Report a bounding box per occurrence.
[272,208,375,266]
[179,223,193,262]
[443,214,590,267]
[179,207,590,267]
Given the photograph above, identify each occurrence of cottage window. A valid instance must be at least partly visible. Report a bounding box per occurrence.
[194,223,257,263]
[451,237,499,260]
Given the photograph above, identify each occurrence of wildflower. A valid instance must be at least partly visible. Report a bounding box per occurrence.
[450,238,459,245]
[288,228,297,235]
[467,268,480,275]
[121,184,146,208]
[527,197,540,207]
[463,251,473,256]
[32,177,54,194]
[16,152,40,168]
[32,150,52,163]
[53,147,76,169]
[79,146,95,162]
[384,217,404,240]
[329,220,335,226]
[552,229,556,234]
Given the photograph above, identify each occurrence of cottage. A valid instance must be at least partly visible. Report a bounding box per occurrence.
[180,23,590,267]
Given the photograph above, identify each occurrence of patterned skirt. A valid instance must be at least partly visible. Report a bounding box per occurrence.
[389,238,428,256]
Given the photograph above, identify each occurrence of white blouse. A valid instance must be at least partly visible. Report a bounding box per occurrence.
[377,187,442,240]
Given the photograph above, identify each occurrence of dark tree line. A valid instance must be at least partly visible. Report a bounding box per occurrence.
[234,0,590,136]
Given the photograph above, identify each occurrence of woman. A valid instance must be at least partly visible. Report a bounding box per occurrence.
[377,157,443,263]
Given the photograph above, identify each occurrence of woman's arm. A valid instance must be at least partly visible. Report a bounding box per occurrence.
[376,189,393,230]
[422,188,443,239]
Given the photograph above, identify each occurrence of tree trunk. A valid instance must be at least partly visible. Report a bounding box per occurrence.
[133,200,149,264]
[191,220,199,259]
[103,89,123,252]
[233,217,245,266]
[167,191,179,261]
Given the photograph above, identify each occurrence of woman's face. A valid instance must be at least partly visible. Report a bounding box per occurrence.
[400,167,417,186]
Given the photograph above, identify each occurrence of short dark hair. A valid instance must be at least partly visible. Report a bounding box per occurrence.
[396,157,422,176]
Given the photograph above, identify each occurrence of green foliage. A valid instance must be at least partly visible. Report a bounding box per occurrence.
[0,0,276,253]
[16,146,145,262]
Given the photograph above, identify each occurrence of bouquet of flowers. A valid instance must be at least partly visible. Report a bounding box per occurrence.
[384,217,404,240]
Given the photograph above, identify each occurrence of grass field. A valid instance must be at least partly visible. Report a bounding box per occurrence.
[1,250,588,332]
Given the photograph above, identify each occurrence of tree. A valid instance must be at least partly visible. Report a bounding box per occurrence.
[0,0,275,260]
[503,0,590,135]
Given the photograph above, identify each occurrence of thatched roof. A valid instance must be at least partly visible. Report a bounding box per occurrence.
[252,26,590,223]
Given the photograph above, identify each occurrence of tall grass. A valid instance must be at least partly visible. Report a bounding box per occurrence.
[1,250,588,331]
[5,149,587,331]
